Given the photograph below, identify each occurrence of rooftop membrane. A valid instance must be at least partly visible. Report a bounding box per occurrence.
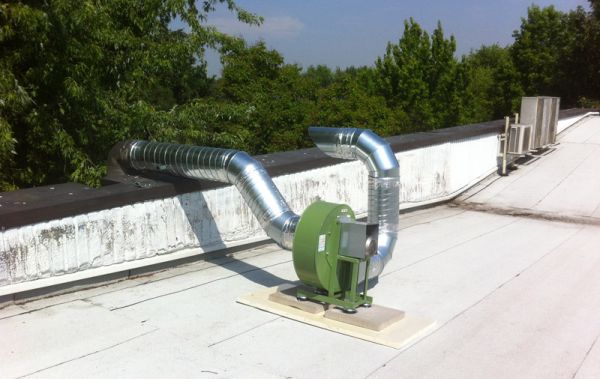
[2,116,600,378]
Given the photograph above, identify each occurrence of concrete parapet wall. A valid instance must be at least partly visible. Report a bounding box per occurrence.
[0,109,594,296]
[557,112,599,135]
[0,135,498,295]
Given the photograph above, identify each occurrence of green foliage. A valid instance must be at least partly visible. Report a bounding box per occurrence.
[0,65,27,190]
[304,65,335,89]
[511,3,600,106]
[462,45,523,121]
[375,19,434,129]
[429,22,464,129]
[1,2,599,192]
[218,40,313,153]
[374,19,464,130]
[308,71,408,136]
[573,3,600,105]
[511,6,571,97]
[0,0,259,190]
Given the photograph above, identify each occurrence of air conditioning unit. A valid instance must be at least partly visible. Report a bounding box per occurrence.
[519,96,560,149]
[508,123,532,155]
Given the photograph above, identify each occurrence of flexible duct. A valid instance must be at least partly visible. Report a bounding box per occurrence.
[117,140,299,249]
[308,127,400,278]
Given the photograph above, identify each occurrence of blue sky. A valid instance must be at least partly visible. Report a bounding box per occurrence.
[202,0,589,76]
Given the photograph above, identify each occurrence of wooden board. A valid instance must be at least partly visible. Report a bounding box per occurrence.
[324,305,405,332]
[237,284,437,350]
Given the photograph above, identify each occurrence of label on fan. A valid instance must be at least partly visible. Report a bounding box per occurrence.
[318,234,326,252]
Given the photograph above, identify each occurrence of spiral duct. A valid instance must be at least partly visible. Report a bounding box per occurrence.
[308,127,400,278]
[118,140,299,250]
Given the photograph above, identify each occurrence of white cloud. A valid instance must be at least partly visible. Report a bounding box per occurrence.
[210,15,304,40]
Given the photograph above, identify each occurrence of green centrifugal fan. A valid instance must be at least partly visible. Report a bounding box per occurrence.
[292,201,379,312]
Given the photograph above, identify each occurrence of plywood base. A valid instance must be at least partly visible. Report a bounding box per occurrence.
[324,305,405,331]
[237,284,437,349]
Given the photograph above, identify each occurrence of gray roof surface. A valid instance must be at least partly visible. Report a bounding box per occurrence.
[2,117,600,379]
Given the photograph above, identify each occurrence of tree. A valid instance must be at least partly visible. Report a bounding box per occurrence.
[375,19,465,130]
[0,0,259,190]
[218,40,284,102]
[375,18,434,129]
[218,40,313,153]
[461,45,523,121]
[304,65,335,90]
[512,3,600,107]
[0,66,26,190]
[511,5,573,99]
[308,71,408,136]
[574,1,600,106]
[428,21,463,128]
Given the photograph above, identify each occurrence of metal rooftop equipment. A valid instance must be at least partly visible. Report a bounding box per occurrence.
[520,96,560,149]
[507,123,533,155]
[116,127,399,313]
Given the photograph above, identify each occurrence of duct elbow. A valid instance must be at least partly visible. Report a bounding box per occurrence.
[308,127,399,177]
[367,231,397,278]
[225,151,262,184]
[226,151,299,247]
[355,130,400,178]
[308,127,400,278]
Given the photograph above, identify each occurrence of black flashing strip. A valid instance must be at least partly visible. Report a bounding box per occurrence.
[1,108,596,230]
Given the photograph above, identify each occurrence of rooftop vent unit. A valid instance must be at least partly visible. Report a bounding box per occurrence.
[519,96,560,149]
[508,123,533,155]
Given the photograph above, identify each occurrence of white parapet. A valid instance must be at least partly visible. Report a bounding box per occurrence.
[1,132,501,295]
[557,112,599,135]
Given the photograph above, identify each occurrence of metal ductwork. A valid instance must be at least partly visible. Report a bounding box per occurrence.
[117,140,299,250]
[308,127,400,278]
[117,127,399,282]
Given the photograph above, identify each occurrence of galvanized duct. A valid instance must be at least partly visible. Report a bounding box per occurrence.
[118,140,299,250]
[308,127,400,278]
